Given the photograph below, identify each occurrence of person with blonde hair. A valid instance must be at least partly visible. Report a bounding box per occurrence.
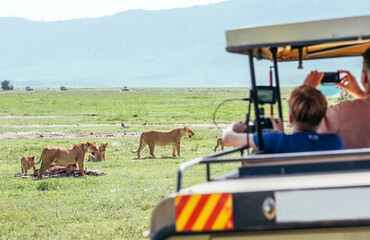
[304,47,370,149]
[222,85,345,153]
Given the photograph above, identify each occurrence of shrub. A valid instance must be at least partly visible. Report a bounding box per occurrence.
[1,80,13,90]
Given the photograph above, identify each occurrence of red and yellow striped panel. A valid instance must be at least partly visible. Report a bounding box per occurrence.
[175,193,234,232]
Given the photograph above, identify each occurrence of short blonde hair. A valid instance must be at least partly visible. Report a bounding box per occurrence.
[289,85,327,130]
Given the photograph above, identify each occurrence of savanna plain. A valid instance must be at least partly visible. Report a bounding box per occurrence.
[0,87,342,239]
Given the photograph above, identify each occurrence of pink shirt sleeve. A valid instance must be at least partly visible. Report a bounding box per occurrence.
[315,95,370,149]
[316,105,340,134]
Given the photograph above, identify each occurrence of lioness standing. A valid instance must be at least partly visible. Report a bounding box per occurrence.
[21,156,37,175]
[132,127,195,158]
[36,142,98,179]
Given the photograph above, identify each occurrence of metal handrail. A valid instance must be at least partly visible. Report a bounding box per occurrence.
[177,146,247,192]
[177,148,370,192]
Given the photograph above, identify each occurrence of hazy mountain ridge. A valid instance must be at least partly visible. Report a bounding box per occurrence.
[0,0,369,87]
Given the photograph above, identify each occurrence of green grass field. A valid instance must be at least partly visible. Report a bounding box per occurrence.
[0,87,341,239]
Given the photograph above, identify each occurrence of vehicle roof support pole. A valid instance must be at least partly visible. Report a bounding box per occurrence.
[177,171,182,192]
[248,49,264,150]
[206,164,211,181]
[270,47,284,122]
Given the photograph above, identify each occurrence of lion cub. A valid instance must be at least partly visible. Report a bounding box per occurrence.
[21,156,36,175]
[88,142,108,162]
[132,126,195,158]
[214,137,225,152]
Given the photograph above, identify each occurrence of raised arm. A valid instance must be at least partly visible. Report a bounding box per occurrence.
[303,71,324,89]
[337,70,366,99]
[222,122,257,149]
[303,70,366,99]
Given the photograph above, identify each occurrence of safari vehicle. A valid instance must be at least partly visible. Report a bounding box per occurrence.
[150,15,370,240]
[25,86,33,91]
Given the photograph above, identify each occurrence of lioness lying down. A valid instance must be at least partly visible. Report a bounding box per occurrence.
[21,155,36,175]
[36,142,98,179]
[132,126,195,158]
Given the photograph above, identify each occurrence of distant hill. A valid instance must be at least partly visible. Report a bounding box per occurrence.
[0,0,369,87]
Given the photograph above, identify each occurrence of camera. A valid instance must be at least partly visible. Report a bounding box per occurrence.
[245,86,276,133]
[255,86,277,104]
[246,108,273,133]
[321,72,340,85]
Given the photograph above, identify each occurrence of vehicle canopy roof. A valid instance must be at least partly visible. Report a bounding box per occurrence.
[226,15,370,61]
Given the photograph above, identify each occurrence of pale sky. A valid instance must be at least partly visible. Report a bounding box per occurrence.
[0,0,226,22]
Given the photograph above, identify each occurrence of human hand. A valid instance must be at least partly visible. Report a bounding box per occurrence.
[303,71,324,89]
[337,70,366,99]
[232,121,247,133]
[271,118,284,132]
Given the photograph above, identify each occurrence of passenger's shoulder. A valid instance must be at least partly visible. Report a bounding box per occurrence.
[329,97,368,110]
[262,131,285,137]
[321,133,344,143]
[261,131,286,142]
[321,133,342,138]
[320,133,345,147]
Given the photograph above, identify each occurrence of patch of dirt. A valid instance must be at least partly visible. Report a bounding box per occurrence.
[0,117,229,138]
[3,123,118,128]
[0,131,140,139]
[0,115,97,119]
[2,122,228,128]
